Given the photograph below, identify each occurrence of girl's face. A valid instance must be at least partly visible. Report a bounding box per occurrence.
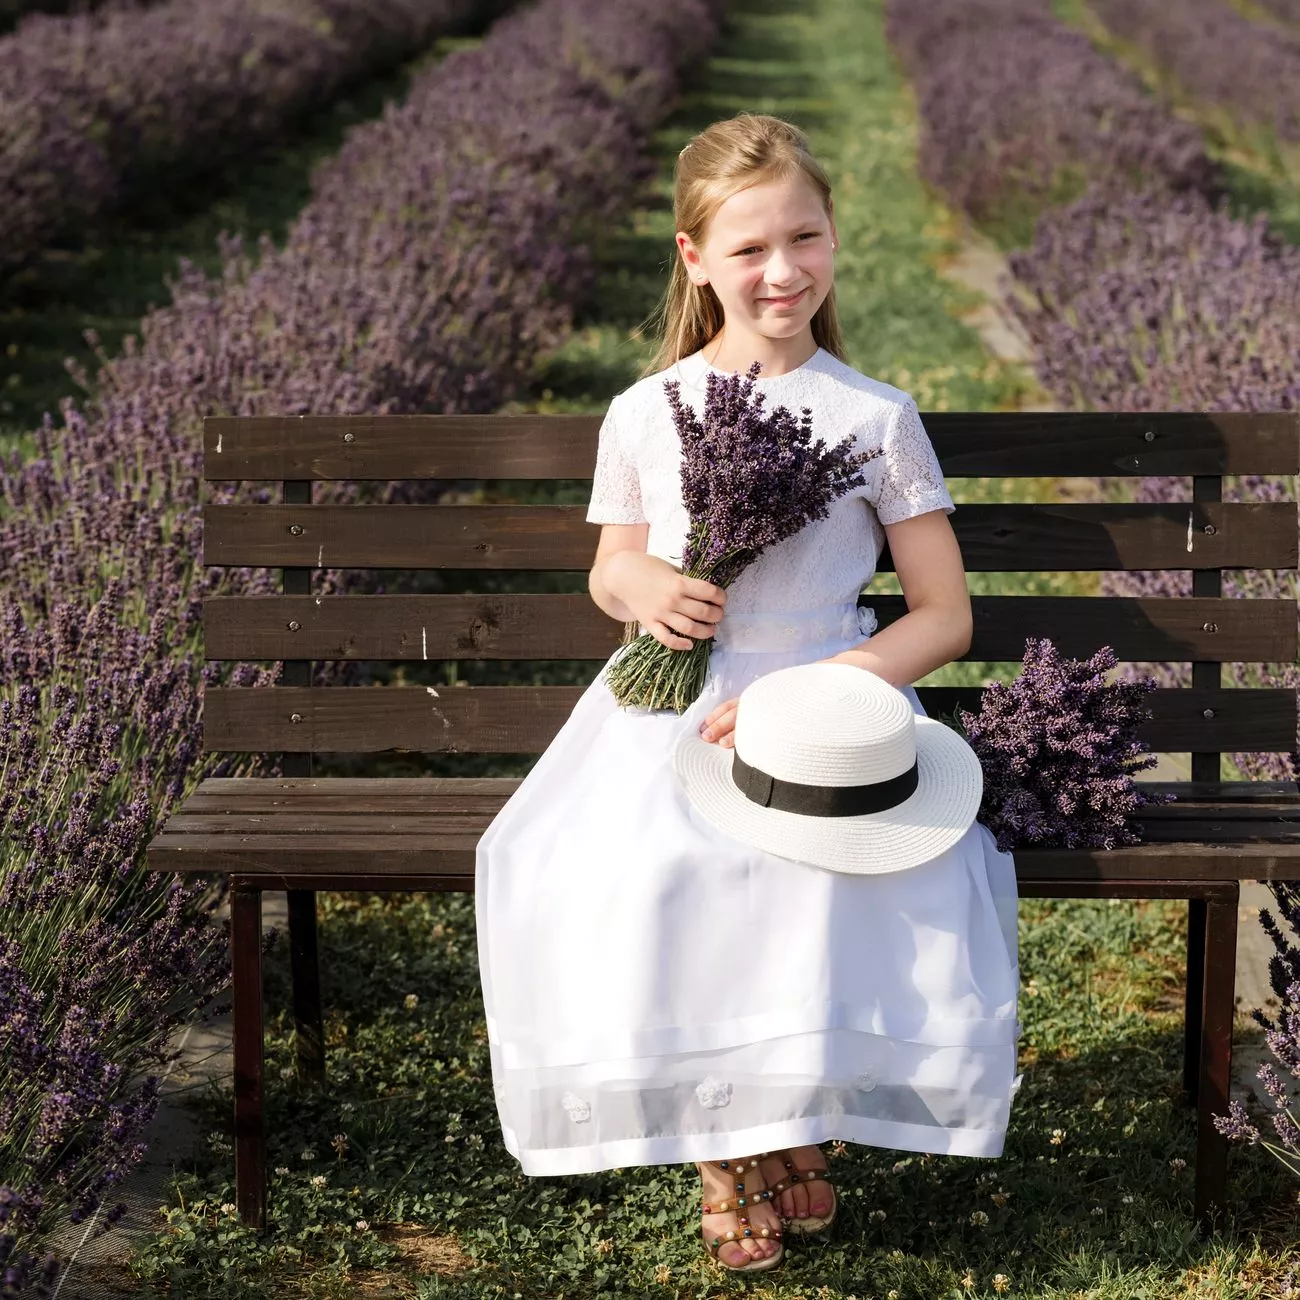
[676,173,837,347]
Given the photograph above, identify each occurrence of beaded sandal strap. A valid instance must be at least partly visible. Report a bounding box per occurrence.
[700,1154,783,1250]
[768,1155,834,1199]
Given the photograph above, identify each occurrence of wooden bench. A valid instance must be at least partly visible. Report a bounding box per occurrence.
[145,409,1300,1236]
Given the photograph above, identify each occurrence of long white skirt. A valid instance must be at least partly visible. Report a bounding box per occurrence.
[474,602,1022,1176]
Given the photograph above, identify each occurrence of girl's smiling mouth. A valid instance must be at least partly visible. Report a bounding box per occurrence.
[760,287,809,308]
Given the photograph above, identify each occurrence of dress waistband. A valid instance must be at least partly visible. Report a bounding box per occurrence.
[708,601,878,653]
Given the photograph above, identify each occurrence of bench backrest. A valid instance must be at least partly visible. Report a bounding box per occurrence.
[200,411,1300,782]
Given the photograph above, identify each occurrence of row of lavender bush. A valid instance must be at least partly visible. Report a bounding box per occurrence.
[0,0,494,275]
[885,0,1299,751]
[1089,0,1300,146]
[881,0,1215,242]
[0,0,723,1288]
[885,0,1300,1177]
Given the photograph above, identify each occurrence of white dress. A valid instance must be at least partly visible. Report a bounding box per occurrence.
[474,347,1022,1176]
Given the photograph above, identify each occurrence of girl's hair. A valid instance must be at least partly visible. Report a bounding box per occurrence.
[642,113,847,377]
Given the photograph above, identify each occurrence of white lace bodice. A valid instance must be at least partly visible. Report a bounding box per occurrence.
[585,347,955,618]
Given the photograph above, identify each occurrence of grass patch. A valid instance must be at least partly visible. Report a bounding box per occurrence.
[121,890,1299,1298]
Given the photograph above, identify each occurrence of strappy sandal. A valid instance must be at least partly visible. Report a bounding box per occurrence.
[769,1146,837,1236]
[696,1154,785,1274]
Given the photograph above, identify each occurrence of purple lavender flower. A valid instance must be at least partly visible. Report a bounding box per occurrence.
[955,638,1173,852]
[604,362,881,712]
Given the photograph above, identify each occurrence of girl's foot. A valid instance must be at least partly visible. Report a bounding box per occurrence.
[762,1145,837,1230]
[696,1155,785,1272]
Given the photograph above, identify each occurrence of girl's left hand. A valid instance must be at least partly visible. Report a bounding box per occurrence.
[698,698,739,747]
[698,653,865,746]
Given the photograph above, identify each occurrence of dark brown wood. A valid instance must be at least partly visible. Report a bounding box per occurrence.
[1185,899,1208,1100]
[287,891,325,1088]
[202,501,1295,572]
[182,775,1299,804]
[177,408,1300,1244]
[924,689,1295,754]
[199,680,1297,758]
[1194,892,1238,1236]
[231,887,266,1231]
[202,411,1300,481]
[880,595,1294,664]
[200,594,1295,668]
[147,832,1300,880]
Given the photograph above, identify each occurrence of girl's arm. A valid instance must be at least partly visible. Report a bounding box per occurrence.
[823,509,973,687]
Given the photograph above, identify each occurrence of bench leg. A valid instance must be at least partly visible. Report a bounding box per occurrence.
[1183,897,1207,1101]
[287,889,326,1088]
[1194,890,1237,1237]
[232,887,267,1231]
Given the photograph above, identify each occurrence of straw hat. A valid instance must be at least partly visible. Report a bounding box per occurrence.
[673,662,983,874]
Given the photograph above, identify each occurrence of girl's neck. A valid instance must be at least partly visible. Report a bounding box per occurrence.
[700,329,819,379]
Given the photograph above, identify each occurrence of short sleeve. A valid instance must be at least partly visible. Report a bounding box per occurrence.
[869,396,955,525]
[585,400,647,525]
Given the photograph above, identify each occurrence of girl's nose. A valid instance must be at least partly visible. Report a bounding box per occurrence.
[764,248,799,286]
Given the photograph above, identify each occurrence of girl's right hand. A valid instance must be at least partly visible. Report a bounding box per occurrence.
[603,551,727,651]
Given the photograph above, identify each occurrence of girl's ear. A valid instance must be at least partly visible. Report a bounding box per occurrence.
[676,231,708,285]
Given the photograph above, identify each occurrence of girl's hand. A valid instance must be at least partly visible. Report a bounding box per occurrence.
[603,551,727,651]
[699,697,740,747]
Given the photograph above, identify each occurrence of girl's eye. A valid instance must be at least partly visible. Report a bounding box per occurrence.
[734,233,820,256]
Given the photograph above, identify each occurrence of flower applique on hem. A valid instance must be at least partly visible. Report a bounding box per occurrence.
[695,1076,733,1109]
[561,1092,592,1123]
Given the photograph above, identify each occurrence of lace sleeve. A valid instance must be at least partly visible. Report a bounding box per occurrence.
[870,396,955,525]
[586,400,647,525]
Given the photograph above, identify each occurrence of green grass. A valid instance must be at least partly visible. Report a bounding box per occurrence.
[120,890,1298,1299]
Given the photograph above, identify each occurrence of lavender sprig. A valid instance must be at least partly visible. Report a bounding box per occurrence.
[955,638,1174,853]
[604,362,881,713]
[1214,880,1300,1178]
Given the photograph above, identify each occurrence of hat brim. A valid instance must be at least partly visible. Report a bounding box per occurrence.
[672,717,984,874]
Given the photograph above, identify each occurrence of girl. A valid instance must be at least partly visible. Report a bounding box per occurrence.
[474,112,1021,1275]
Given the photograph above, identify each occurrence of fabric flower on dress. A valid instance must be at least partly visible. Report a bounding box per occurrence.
[695,1076,733,1109]
[855,1070,878,1093]
[561,1092,592,1123]
[856,604,879,638]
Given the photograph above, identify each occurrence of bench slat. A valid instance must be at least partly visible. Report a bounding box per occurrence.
[201,593,1294,665]
[201,684,1296,754]
[203,501,1297,571]
[202,412,1300,480]
[171,775,1300,811]
[144,833,1300,879]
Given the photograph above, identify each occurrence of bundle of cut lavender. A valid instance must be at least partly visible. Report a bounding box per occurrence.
[955,638,1174,852]
[604,361,881,713]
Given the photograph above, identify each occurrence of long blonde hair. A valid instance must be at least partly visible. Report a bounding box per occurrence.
[642,113,847,377]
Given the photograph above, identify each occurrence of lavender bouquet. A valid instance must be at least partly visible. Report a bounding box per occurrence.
[604,361,881,713]
[955,638,1174,852]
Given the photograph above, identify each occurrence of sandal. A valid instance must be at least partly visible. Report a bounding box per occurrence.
[768,1145,837,1236]
[696,1154,785,1274]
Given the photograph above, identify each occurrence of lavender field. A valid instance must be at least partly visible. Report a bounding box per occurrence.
[0,0,721,1288]
[2,0,1300,1293]
[0,0,496,273]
